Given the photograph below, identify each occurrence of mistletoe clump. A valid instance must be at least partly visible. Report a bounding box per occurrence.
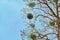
[29,23,35,28]
[29,34,36,40]
[27,13,33,19]
[28,2,35,8]
[49,20,55,26]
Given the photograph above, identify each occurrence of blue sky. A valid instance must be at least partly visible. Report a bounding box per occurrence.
[0,0,25,40]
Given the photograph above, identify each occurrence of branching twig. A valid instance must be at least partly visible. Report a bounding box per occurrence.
[37,14,53,20]
[37,0,59,19]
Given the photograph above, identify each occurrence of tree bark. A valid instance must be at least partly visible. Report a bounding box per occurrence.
[58,21,60,40]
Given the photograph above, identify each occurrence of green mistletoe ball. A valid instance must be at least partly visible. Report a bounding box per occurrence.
[49,21,55,26]
[27,13,33,19]
[30,34,36,40]
[29,23,35,28]
[28,2,35,8]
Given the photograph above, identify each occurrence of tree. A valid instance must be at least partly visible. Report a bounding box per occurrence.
[20,0,60,40]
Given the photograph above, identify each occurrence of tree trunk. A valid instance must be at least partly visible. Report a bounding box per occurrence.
[58,21,60,40]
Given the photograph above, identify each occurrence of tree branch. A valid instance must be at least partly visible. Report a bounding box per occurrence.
[33,8,55,18]
[40,33,57,38]
[46,4,58,18]
[37,14,53,20]
[37,0,59,19]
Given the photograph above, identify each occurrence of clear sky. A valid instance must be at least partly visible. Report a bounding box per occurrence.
[0,0,25,40]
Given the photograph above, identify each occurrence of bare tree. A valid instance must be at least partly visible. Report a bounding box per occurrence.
[20,0,60,40]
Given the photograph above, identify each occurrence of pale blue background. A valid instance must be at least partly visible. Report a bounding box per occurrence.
[0,0,25,40]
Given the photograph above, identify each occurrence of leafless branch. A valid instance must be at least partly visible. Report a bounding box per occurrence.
[37,0,59,19]
[37,14,53,20]
[40,33,57,38]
